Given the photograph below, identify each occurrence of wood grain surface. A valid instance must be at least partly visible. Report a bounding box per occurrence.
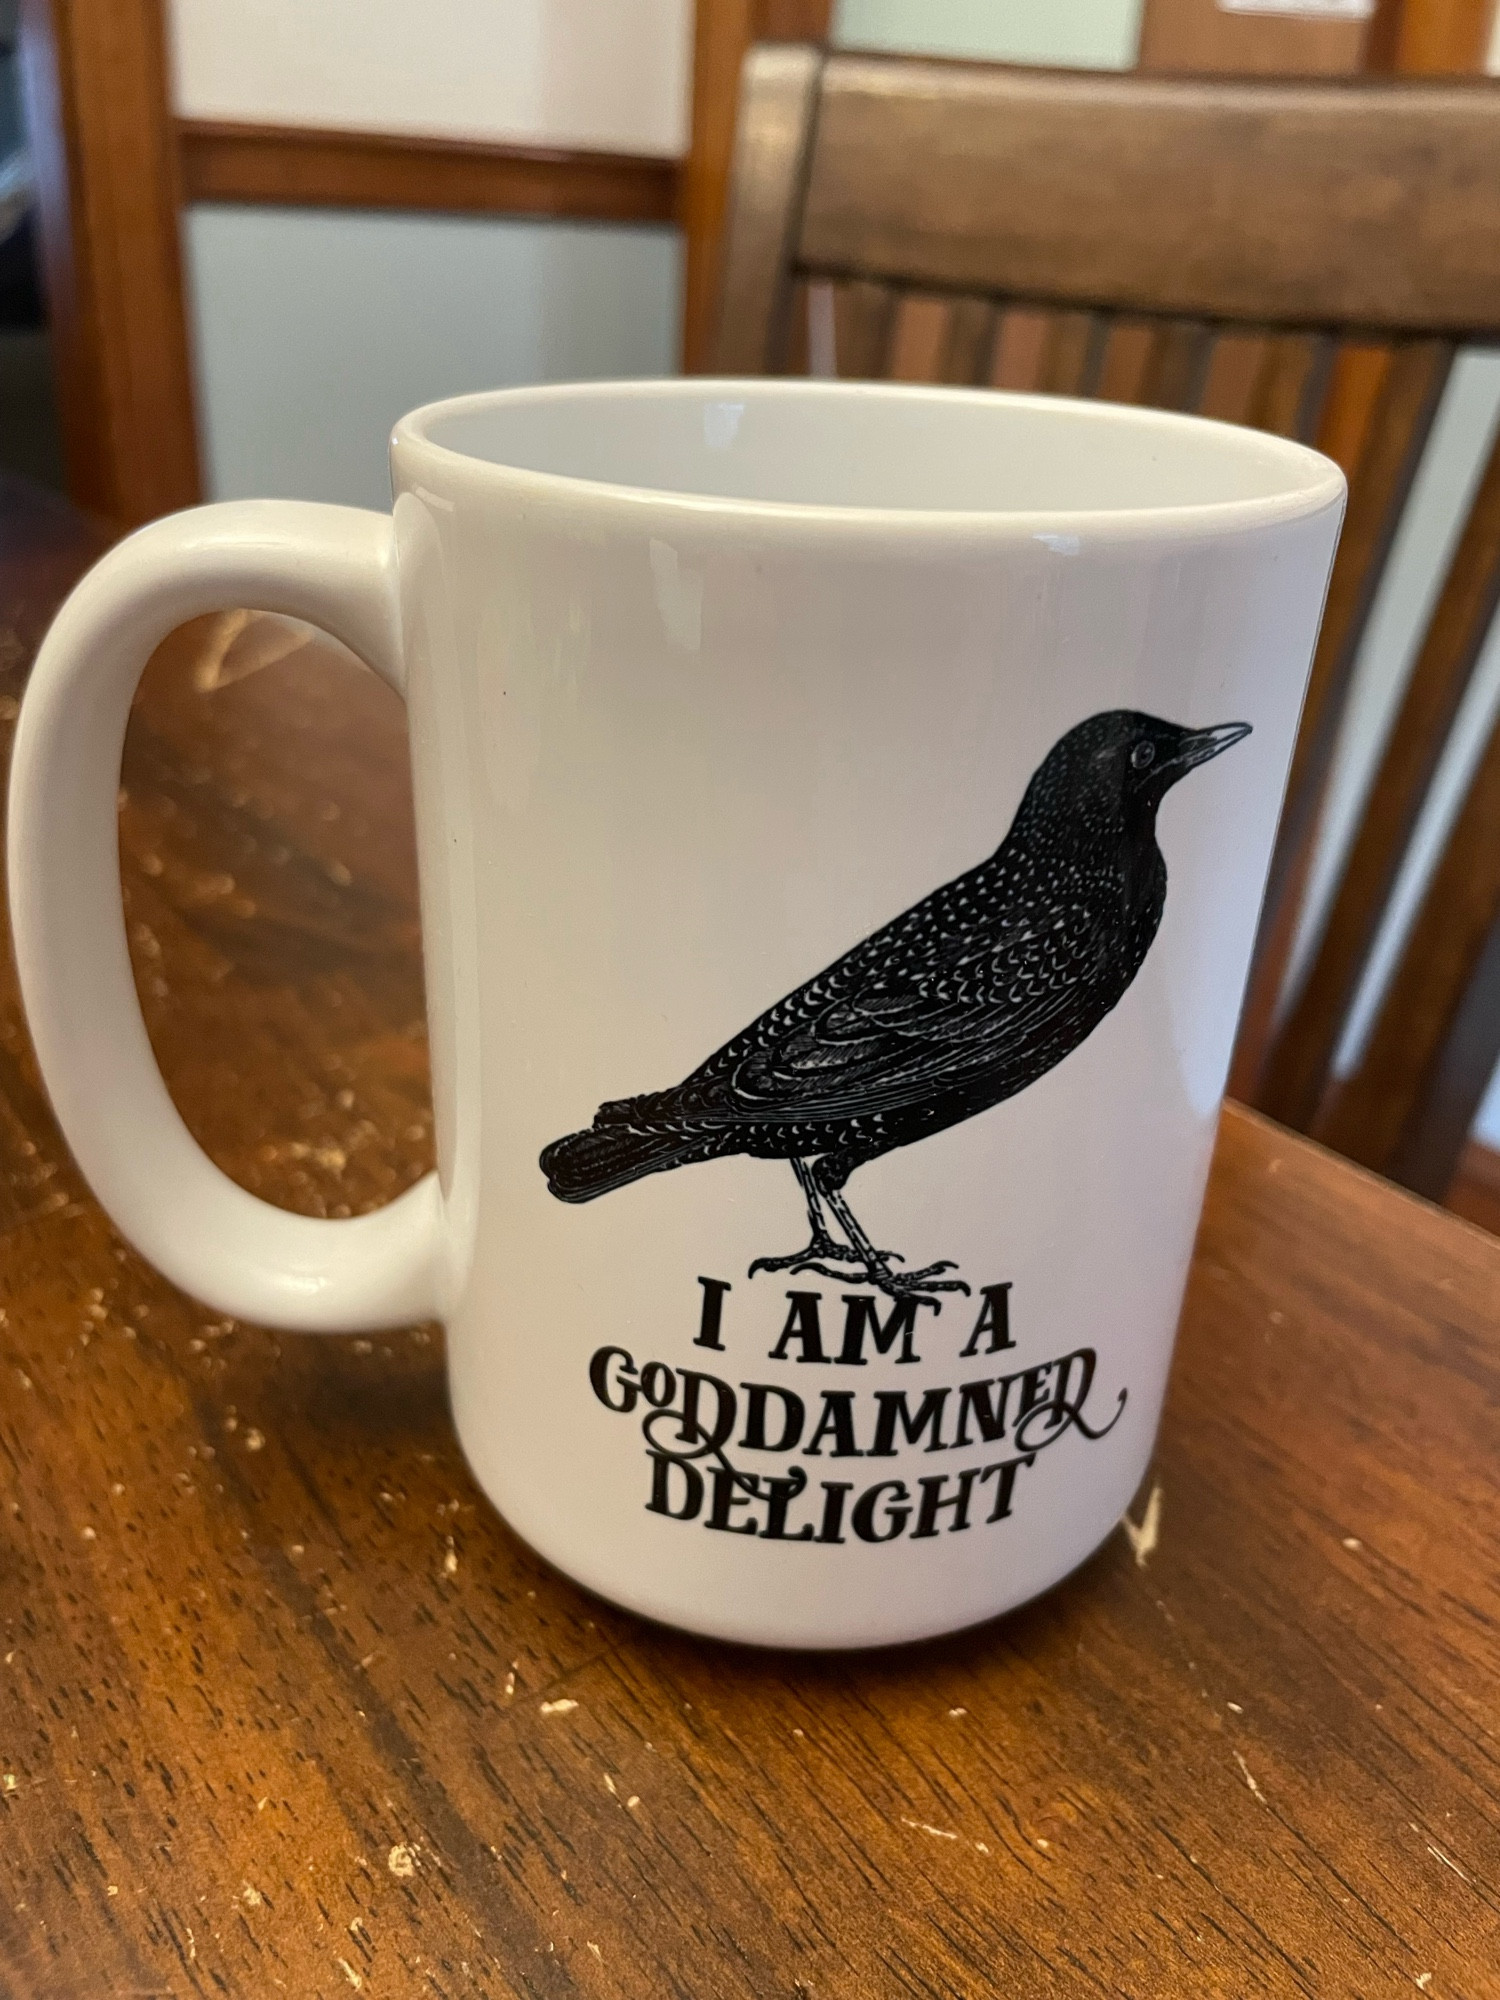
[2,480,1499,1998]
[796,61,1500,334]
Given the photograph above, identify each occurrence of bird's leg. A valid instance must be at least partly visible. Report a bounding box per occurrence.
[747,1158,865,1281]
[819,1179,970,1306]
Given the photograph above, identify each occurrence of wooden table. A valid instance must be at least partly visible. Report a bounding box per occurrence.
[2,477,1498,1999]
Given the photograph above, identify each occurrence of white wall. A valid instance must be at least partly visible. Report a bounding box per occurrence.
[169,0,691,156]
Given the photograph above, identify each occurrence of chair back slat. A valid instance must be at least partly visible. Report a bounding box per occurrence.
[888,293,950,382]
[1200,333,1268,429]
[941,297,998,387]
[1094,321,1155,405]
[796,57,1500,333]
[1315,709,1500,1193]
[1235,338,1455,1094]
[1304,348,1453,790]
[710,45,1500,1199]
[711,44,823,376]
[1140,322,1213,413]
[1265,418,1500,1144]
[1390,867,1500,1196]
[1035,312,1101,398]
[1254,334,1337,445]
[991,309,1048,392]
[831,280,896,379]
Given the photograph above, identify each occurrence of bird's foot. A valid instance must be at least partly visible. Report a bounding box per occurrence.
[749,1233,862,1281]
[750,1238,969,1306]
[860,1258,971,1306]
[752,1232,916,1280]
[759,1257,912,1287]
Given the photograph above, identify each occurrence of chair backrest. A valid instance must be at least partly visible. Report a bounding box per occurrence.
[711,45,1500,1201]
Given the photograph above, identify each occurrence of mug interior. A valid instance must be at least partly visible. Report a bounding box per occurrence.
[402,378,1342,521]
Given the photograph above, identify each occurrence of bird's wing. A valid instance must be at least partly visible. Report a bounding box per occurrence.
[659,896,1119,1129]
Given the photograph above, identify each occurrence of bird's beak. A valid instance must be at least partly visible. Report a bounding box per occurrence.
[1166,720,1252,775]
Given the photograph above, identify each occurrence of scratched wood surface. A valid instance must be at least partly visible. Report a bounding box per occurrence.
[1,477,1499,1999]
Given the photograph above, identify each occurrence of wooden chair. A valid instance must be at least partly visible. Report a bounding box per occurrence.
[710,45,1500,1203]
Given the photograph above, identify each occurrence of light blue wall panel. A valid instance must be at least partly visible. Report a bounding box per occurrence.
[185,204,680,511]
[832,0,1143,67]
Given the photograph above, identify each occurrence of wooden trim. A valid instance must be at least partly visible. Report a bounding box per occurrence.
[756,0,835,34]
[1383,0,1498,72]
[1364,0,1409,71]
[1447,1137,1500,1232]
[684,0,761,375]
[682,0,834,373]
[178,121,680,225]
[1137,0,1370,75]
[18,0,200,527]
[1142,0,1494,77]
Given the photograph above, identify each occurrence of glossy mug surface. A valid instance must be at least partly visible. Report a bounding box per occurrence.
[8,381,1344,1647]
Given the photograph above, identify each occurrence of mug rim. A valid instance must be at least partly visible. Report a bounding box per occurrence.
[392,376,1346,539]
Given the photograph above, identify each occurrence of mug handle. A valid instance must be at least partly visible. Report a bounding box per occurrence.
[7,500,444,1332]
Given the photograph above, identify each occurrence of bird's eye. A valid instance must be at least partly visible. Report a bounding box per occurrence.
[1130,742,1156,770]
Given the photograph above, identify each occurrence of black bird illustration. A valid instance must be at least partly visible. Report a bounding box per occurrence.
[541,710,1249,1304]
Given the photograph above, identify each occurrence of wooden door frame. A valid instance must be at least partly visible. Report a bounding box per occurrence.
[681,0,834,373]
[1369,0,1497,70]
[19,0,201,527]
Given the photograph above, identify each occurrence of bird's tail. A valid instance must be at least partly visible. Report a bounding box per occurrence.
[539,1119,710,1202]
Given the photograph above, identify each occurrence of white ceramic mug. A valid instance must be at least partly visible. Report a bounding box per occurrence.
[9,381,1344,1647]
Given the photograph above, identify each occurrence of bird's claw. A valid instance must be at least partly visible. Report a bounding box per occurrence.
[748,1239,859,1279]
[749,1243,910,1283]
[749,1248,969,1310]
[877,1261,971,1300]
[755,1257,871,1285]
[893,1257,966,1285]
